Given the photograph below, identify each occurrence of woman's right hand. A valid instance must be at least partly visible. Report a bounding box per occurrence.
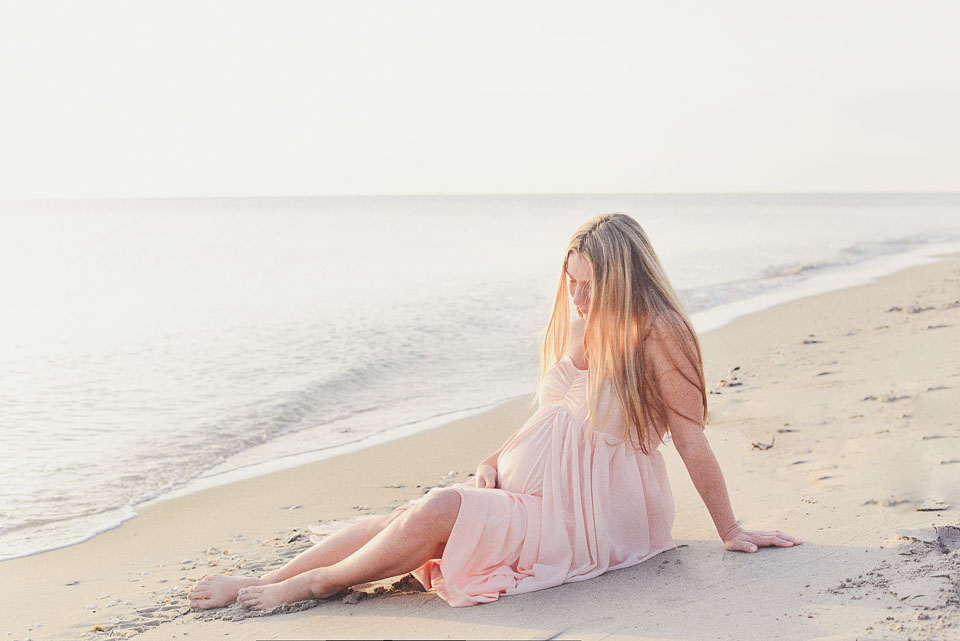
[722,523,802,553]
[475,462,498,489]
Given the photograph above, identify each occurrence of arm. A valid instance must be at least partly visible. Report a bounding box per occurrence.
[652,342,737,541]
[649,327,802,552]
[672,392,800,551]
[670,422,738,541]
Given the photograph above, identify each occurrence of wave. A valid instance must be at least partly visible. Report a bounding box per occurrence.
[0,504,138,561]
[683,227,960,315]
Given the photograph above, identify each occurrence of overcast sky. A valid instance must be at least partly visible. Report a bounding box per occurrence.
[1,0,958,199]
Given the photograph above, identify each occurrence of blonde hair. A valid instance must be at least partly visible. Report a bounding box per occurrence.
[538,213,707,454]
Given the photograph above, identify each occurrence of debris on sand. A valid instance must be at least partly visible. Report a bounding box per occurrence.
[882,498,910,507]
[342,591,370,605]
[917,499,951,512]
[887,575,953,608]
[342,574,424,604]
[897,528,939,544]
[718,367,744,388]
[751,436,775,451]
[880,393,910,403]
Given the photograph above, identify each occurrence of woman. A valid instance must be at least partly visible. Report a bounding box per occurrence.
[189,213,801,611]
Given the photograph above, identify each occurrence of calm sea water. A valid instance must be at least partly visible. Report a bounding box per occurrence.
[1,193,958,560]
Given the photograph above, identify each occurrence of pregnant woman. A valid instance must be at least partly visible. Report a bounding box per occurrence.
[189,212,801,611]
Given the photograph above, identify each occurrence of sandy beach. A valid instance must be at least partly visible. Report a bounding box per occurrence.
[3,254,959,641]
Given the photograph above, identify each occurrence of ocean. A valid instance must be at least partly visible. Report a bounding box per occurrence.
[1,193,958,561]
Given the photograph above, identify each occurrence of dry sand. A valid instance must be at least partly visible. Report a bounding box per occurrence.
[3,254,959,641]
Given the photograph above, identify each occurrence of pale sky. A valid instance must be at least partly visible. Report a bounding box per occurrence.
[1,0,958,199]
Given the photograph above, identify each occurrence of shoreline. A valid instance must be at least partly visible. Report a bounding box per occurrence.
[690,237,960,333]
[4,252,960,641]
[10,236,960,567]
[155,235,960,498]
[143,393,534,507]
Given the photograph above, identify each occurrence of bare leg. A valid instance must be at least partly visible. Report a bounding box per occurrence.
[262,511,405,584]
[189,510,402,609]
[237,489,460,610]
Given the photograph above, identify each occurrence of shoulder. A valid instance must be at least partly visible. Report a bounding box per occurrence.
[641,314,707,430]
[641,314,701,377]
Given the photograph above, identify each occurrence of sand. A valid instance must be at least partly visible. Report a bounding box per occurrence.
[2,254,959,641]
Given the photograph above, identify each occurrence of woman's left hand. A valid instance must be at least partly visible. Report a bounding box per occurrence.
[722,524,802,553]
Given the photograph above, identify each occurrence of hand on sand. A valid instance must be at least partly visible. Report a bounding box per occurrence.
[722,524,802,553]
[475,463,497,488]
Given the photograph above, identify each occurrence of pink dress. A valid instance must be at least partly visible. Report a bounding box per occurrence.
[402,355,677,607]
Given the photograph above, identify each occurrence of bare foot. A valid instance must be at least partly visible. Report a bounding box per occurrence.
[189,574,264,609]
[237,570,337,611]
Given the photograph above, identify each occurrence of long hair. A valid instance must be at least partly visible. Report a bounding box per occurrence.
[538,213,707,454]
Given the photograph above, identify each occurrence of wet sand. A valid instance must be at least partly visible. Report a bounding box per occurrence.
[3,254,959,641]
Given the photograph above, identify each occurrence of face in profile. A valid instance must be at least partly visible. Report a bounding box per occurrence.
[565,251,593,319]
